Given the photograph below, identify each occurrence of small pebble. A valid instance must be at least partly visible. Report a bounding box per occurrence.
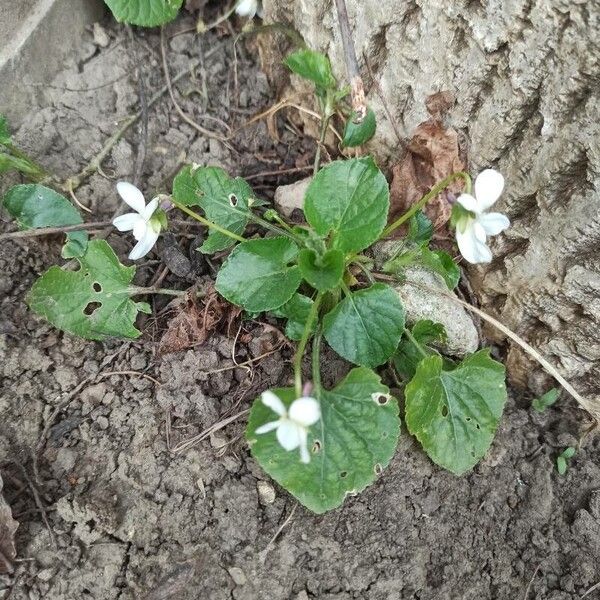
[227,567,247,586]
[257,480,276,505]
[96,416,109,430]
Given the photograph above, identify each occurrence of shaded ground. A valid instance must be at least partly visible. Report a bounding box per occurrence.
[1,10,599,600]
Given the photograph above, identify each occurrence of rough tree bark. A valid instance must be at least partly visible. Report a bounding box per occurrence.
[263,0,600,404]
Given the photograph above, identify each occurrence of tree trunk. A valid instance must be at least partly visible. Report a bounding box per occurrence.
[263,0,600,401]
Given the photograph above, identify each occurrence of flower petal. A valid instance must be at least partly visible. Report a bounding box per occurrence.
[474,169,504,210]
[261,390,287,417]
[235,0,257,17]
[276,420,301,451]
[456,193,479,214]
[478,212,510,236]
[456,225,493,264]
[289,397,320,427]
[116,181,146,214]
[473,221,487,243]
[128,227,159,260]
[255,420,280,435]
[112,213,141,232]
[132,219,148,242]
[142,197,159,221]
[298,427,310,464]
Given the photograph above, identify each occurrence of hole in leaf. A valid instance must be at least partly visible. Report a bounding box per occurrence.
[476,424,481,430]
[312,440,321,453]
[381,431,388,439]
[371,392,390,405]
[228,193,238,207]
[83,302,101,316]
[374,463,382,475]
[441,405,448,417]
[340,471,348,478]
[92,282,102,293]
[465,417,471,422]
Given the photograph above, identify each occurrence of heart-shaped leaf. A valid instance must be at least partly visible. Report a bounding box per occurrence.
[405,350,507,475]
[2,184,88,258]
[215,237,302,312]
[271,293,315,341]
[104,0,183,26]
[304,157,389,253]
[323,283,405,367]
[342,108,376,147]
[27,240,151,340]
[298,248,344,291]
[247,368,400,513]
[172,165,255,253]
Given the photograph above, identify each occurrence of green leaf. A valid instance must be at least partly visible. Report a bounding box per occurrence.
[298,248,344,292]
[283,49,336,90]
[27,240,150,340]
[215,237,302,312]
[405,350,507,475]
[407,211,434,246]
[342,108,376,147]
[532,388,560,412]
[304,157,389,253]
[0,115,11,145]
[393,320,447,380]
[272,293,314,341]
[0,153,39,176]
[419,248,460,289]
[561,446,576,459]
[104,0,183,26]
[556,456,567,475]
[247,368,400,513]
[323,283,405,367]
[172,165,255,253]
[2,184,88,258]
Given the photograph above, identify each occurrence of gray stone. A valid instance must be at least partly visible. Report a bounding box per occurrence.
[0,0,106,125]
[396,266,479,357]
[273,176,311,217]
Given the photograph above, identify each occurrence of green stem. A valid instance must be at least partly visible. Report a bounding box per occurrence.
[382,171,472,238]
[311,327,323,398]
[294,293,324,397]
[171,200,246,243]
[268,211,296,235]
[313,113,332,175]
[404,327,428,358]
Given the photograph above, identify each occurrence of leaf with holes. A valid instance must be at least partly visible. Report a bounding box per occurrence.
[215,237,301,313]
[323,283,405,367]
[405,350,507,475]
[104,0,183,26]
[342,108,376,147]
[2,184,88,258]
[172,165,255,253]
[27,240,151,340]
[283,49,336,90]
[304,158,389,253]
[271,293,315,341]
[247,368,400,513]
[298,248,344,292]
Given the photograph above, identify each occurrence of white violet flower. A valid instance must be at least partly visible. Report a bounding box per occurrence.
[455,169,510,264]
[235,0,262,18]
[112,182,162,261]
[255,391,321,464]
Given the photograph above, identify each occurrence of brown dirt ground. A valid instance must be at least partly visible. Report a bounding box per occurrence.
[1,10,599,600]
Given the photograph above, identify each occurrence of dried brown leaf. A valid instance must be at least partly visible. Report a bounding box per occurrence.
[159,288,241,355]
[0,474,18,574]
[389,92,466,234]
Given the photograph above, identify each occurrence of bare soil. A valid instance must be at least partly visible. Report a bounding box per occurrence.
[1,11,599,600]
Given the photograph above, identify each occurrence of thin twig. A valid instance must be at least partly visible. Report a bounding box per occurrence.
[0,221,111,241]
[160,28,227,142]
[260,504,298,561]
[63,58,202,191]
[523,563,543,600]
[98,370,162,386]
[171,409,249,454]
[334,0,367,120]
[581,581,600,598]
[243,165,313,181]
[200,347,282,375]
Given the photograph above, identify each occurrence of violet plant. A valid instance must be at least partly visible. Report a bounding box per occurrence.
[0,50,511,514]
